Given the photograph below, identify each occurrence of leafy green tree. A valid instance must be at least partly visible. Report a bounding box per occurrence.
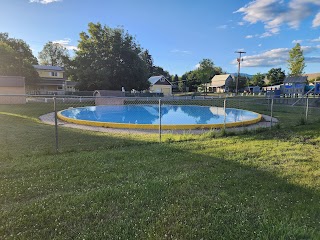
[151,66,171,80]
[39,41,70,66]
[194,59,223,94]
[266,68,285,85]
[141,49,153,77]
[228,76,248,92]
[71,22,150,91]
[288,43,305,76]
[186,70,201,92]
[0,33,39,84]
[251,72,265,87]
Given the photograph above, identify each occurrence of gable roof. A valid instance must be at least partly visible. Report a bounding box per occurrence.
[209,74,232,87]
[33,65,64,71]
[284,76,308,83]
[148,75,172,85]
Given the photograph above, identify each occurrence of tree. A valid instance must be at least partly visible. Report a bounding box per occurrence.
[151,66,171,80]
[228,76,248,92]
[184,70,201,92]
[251,72,265,87]
[194,59,223,94]
[173,74,179,83]
[288,43,305,76]
[141,49,153,77]
[71,22,150,91]
[39,41,70,66]
[0,32,39,84]
[266,68,285,85]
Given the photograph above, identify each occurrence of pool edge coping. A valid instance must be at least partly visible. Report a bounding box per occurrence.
[57,106,263,130]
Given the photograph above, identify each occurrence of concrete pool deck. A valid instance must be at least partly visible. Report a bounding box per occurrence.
[39,112,279,135]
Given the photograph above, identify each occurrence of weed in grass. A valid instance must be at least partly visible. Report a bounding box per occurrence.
[298,117,307,126]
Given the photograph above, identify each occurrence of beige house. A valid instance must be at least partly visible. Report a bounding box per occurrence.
[28,65,66,95]
[148,75,172,96]
[207,74,233,93]
[28,65,77,95]
[0,76,26,104]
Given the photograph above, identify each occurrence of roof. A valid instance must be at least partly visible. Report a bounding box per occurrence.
[38,79,65,86]
[148,75,172,85]
[209,74,232,87]
[65,81,77,86]
[304,73,320,80]
[0,76,25,87]
[33,65,64,71]
[284,76,308,83]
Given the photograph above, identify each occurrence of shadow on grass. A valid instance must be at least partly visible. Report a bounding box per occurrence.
[0,140,319,239]
[0,114,158,160]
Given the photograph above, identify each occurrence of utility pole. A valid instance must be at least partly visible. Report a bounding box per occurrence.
[235,51,246,94]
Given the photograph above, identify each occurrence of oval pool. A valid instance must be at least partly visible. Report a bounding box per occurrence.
[58,105,262,130]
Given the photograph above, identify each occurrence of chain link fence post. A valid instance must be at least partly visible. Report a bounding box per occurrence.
[270,98,274,129]
[223,98,227,129]
[159,98,162,143]
[305,95,309,123]
[53,95,59,153]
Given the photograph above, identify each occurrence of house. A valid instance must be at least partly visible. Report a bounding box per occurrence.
[245,85,261,94]
[65,80,77,93]
[0,76,26,104]
[262,85,283,92]
[28,65,66,95]
[283,76,308,96]
[28,65,77,95]
[207,74,233,93]
[148,75,172,96]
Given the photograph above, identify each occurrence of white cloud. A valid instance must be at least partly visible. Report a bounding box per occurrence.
[53,38,78,51]
[245,35,254,39]
[194,63,200,69]
[258,44,262,47]
[232,45,320,67]
[217,25,228,29]
[238,21,245,26]
[310,36,320,42]
[235,0,320,37]
[313,12,320,27]
[170,49,192,55]
[29,0,62,4]
[292,39,303,44]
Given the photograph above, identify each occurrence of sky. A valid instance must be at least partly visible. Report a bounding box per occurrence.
[1,0,320,76]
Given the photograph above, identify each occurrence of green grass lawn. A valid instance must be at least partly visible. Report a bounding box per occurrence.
[0,100,319,239]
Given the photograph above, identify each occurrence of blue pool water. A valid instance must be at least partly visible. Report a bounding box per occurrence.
[59,105,260,125]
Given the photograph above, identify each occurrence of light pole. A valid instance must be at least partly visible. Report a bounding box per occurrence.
[235,51,246,94]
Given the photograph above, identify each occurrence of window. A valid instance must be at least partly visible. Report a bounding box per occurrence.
[57,86,63,90]
[51,72,58,77]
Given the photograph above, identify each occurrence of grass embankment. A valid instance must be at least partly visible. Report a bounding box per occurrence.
[0,101,319,239]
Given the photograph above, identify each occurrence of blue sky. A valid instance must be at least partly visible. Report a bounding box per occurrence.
[1,0,320,76]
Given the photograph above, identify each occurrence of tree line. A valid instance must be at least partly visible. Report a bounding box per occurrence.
[0,23,307,92]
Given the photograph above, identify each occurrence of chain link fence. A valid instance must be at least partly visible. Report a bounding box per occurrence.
[1,94,319,156]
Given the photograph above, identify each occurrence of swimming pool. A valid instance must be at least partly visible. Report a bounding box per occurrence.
[58,105,262,130]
